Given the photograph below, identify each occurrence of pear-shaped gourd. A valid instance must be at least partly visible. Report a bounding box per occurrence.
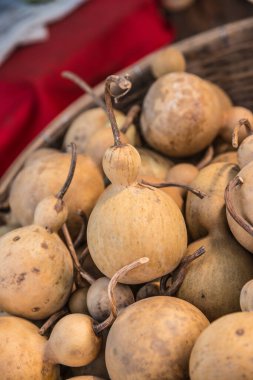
[87,75,187,284]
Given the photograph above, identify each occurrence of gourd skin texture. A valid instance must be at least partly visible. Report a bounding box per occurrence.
[0,225,73,319]
[176,229,253,321]
[186,162,239,240]
[0,316,59,380]
[87,184,187,284]
[106,296,209,380]
[140,72,221,157]
[190,312,253,380]
[9,152,104,227]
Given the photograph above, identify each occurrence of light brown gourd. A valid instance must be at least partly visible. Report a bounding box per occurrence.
[105,296,209,380]
[0,316,59,379]
[0,225,73,319]
[190,312,253,380]
[140,72,223,157]
[9,151,104,231]
[87,75,187,284]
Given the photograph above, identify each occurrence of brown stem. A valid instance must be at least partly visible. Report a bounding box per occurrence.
[56,143,77,200]
[120,104,141,134]
[160,246,205,296]
[232,118,253,148]
[104,75,132,147]
[93,257,149,335]
[39,309,68,336]
[62,223,95,285]
[197,145,214,169]
[225,176,253,236]
[62,71,106,111]
[79,246,89,264]
[74,210,87,249]
[141,180,206,199]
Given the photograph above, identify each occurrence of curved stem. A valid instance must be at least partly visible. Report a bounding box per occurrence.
[120,104,141,134]
[74,210,87,249]
[104,75,132,147]
[62,223,95,285]
[62,71,106,110]
[160,246,205,296]
[141,180,206,199]
[232,118,253,148]
[56,143,77,200]
[39,309,68,336]
[225,176,253,236]
[93,257,149,335]
[197,145,214,169]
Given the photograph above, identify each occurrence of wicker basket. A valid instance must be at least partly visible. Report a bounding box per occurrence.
[1,16,253,204]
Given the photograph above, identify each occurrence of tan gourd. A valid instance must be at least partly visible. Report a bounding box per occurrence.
[106,296,209,380]
[9,151,104,231]
[0,225,73,319]
[140,72,223,157]
[87,75,187,284]
[190,312,253,380]
[0,316,59,379]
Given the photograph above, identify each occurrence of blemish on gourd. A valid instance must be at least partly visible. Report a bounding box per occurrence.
[16,273,27,284]
[236,328,244,336]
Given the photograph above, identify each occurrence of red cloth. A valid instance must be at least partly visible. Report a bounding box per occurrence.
[0,0,174,176]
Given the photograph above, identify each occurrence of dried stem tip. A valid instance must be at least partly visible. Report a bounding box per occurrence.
[232,119,253,148]
[104,75,132,147]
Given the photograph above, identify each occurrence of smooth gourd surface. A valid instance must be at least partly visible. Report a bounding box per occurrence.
[87,184,187,284]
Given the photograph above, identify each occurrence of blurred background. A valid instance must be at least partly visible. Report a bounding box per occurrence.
[0,0,253,176]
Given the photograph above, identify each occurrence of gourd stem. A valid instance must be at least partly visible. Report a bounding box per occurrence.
[62,223,95,285]
[39,309,68,336]
[197,145,214,169]
[93,257,149,335]
[225,176,253,236]
[62,71,106,111]
[232,118,253,148]
[120,104,141,134]
[141,180,206,199]
[105,75,132,147]
[56,143,77,200]
[73,210,87,249]
[160,246,205,296]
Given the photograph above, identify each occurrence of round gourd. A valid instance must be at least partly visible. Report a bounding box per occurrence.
[140,72,222,157]
[46,314,101,367]
[0,225,73,319]
[106,296,209,380]
[190,312,253,380]
[88,183,187,284]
